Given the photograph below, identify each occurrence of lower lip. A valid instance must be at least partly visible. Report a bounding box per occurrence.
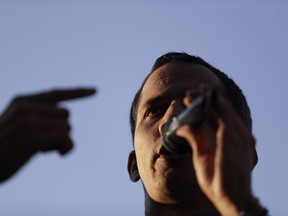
[157,153,191,162]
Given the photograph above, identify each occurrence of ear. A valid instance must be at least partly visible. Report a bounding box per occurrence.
[127,150,140,182]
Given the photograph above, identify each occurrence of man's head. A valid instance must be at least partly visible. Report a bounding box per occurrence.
[130,52,252,140]
[128,52,254,205]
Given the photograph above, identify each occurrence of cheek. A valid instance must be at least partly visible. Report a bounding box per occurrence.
[134,141,150,181]
[134,124,160,155]
[138,118,161,139]
[134,123,159,172]
[134,131,151,166]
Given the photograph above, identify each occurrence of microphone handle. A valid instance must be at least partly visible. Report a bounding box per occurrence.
[162,90,215,154]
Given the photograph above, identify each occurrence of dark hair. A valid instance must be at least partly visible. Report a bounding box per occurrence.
[130,52,252,140]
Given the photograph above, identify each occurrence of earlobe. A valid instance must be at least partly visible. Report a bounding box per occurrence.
[127,150,140,182]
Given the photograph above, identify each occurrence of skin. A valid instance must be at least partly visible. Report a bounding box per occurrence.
[128,63,259,215]
[0,87,96,183]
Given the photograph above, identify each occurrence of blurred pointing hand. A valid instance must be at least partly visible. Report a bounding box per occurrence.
[0,87,96,183]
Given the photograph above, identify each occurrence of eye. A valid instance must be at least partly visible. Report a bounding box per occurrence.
[144,106,165,119]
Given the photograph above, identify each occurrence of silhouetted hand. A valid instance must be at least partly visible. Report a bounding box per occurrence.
[0,88,96,183]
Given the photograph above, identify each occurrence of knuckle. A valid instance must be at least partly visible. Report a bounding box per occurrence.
[19,116,33,130]
[12,95,25,104]
[250,135,256,146]
[65,123,71,133]
[11,98,33,114]
[59,108,70,119]
[11,97,26,109]
[49,89,62,98]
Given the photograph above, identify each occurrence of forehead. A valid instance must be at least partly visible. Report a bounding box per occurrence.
[139,63,222,106]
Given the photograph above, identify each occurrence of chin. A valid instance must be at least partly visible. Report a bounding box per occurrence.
[147,175,202,205]
[166,171,203,203]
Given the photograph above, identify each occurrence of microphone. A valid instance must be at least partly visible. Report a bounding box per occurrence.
[162,90,216,154]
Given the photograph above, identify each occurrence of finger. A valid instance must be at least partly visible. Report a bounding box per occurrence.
[183,88,205,106]
[57,137,73,155]
[179,89,219,155]
[28,119,71,135]
[177,124,215,156]
[19,105,70,121]
[0,104,70,131]
[28,106,69,120]
[214,93,244,131]
[28,128,73,155]
[0,117,71,146]
[16,87,96,104]
[38,136,73,155]
[177,124,216,182]
[213,93,257,167]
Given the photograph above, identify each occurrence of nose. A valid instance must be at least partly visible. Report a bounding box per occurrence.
[158,100,185,135]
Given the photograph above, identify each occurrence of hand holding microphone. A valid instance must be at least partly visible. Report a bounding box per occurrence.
[162,90,216,154]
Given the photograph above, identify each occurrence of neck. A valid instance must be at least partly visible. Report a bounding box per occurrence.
[144,193,220,216]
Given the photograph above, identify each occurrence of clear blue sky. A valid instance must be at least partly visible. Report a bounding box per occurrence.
[1,1,287,215]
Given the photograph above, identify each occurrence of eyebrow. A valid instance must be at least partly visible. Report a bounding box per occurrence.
[139,96,165,113]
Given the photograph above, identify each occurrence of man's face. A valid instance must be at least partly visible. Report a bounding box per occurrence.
[132,62,222,204]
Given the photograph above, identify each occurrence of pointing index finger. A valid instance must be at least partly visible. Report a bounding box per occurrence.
[23,87,97,104]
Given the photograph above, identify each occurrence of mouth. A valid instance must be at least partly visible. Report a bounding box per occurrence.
[154,145,192,164]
